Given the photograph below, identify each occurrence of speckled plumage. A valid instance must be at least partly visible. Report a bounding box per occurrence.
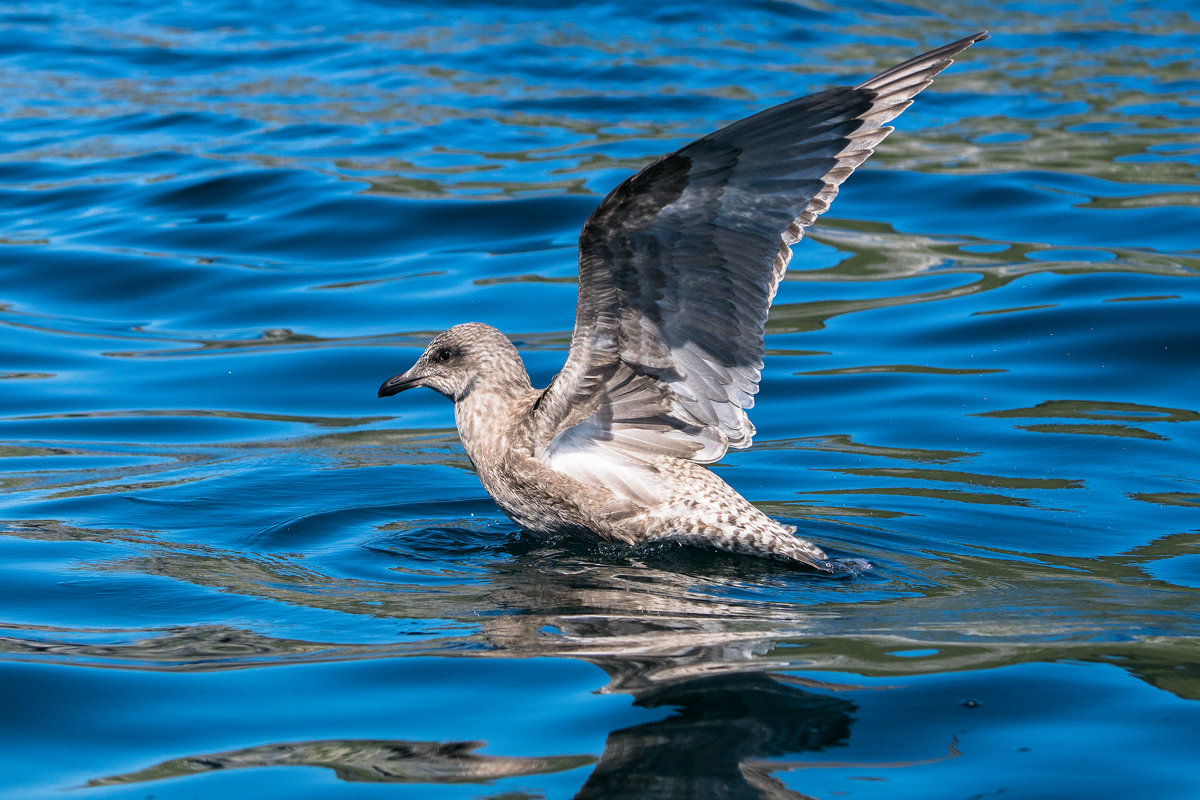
[378,35,986,571]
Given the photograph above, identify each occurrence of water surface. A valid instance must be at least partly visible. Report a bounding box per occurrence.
[2,1,1199,797]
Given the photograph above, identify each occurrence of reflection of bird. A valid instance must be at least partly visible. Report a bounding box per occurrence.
[574,671,854,800]
[379,34,987,570]
[85,738,595,787]
[84,675,855,800]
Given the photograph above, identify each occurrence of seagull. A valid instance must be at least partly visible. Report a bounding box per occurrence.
[379,33,987,572]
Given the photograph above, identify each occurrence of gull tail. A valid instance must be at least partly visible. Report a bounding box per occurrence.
[665,525,851,573]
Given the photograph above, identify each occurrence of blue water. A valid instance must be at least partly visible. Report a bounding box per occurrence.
[2,1,1199,797]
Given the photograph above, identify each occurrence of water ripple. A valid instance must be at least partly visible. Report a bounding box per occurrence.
[3,2,1200,797]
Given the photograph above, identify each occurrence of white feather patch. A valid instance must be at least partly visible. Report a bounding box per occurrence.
[542,419,662,505]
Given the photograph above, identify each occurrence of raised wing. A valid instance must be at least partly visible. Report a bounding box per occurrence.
[531,33,986,469]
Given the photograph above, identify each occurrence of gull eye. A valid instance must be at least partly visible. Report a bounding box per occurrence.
[432,347,457,363]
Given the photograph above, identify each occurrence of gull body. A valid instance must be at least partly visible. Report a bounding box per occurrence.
[379,34,987,571]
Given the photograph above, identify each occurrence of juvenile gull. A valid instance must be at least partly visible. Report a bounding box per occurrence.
[379,33,987,571]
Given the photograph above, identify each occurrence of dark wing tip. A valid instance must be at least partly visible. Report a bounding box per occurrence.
[856,32,988,93]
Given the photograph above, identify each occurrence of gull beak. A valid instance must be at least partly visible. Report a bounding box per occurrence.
[377,369,424,397]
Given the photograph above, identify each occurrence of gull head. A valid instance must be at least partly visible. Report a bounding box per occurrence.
[377,322,530,403]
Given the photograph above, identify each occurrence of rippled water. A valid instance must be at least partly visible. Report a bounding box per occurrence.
[3,1,1199,797]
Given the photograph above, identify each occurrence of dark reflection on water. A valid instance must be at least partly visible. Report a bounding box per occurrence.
[574,673,854,800]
